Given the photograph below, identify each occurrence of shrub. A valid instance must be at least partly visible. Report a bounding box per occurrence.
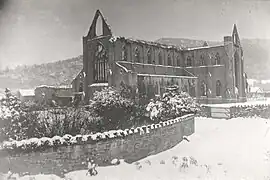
[0,88,29,141]
[146,86,200,121]
[21,100,44,112]
[36,107,93,137]
[231,104,270,118]
[88,87,149,130]
[0,88,100,141]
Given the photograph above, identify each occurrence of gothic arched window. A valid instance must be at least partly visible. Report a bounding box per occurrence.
[176,55,181,66]
[200,54,205,66]
[155,82,159,94]
[167,54,172,66]
[79,82,83,92]
[147,49,152,64]
[216,80,222,96]
[134,47,140,63]
[158,51,163,65]
[186,56,192,67]
[121,45,127,61]
[94,42,108,83]
[215,53,220,65]
[201,81,207,96]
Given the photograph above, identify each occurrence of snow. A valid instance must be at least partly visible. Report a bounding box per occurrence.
[3,116,270,180]
[247,79,259,86]
[36,85,72,89]
[137,73,197,79]
[18,89,35,97]
[89,83,109,87]
[261,80,270,84]
[249,86,263,93]
[186,44,224,51]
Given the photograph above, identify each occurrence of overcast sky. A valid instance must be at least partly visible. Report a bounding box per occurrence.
[0,0,270,68]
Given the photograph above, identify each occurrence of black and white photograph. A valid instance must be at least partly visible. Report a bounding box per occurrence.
[0,0,270,179]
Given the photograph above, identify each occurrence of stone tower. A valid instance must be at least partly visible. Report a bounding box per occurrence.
[223,24,246,100]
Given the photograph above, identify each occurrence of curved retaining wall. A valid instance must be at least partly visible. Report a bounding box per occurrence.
[0,114,195,176]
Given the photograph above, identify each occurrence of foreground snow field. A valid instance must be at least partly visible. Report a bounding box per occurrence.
[2,117,270,180]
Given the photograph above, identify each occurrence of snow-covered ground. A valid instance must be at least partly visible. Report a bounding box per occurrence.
[2,117,270,180]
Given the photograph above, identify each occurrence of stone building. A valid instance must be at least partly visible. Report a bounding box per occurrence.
[35,85,73,106]
[81,10,247,104]
[71,70,85,93]
[71,70,85,104]
[17,89,35,102]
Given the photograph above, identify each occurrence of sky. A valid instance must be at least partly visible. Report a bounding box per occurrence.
[0,0,270,69]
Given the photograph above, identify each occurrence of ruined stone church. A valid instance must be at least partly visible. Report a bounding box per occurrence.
[77,10,247,104]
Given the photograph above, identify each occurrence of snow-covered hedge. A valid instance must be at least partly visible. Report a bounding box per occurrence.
[231,104,270,118]
[0,114,194,153]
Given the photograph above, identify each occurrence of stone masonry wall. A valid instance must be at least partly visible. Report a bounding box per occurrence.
[0,115,195,176]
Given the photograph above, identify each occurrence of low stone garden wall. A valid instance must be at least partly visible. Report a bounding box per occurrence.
[0,114,195,176]
[199,103,270,119]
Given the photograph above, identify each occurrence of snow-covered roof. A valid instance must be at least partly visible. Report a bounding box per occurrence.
[261,80,270,84]
[36,85,72,89]
[18,89,35,97]
[184,45,224,51]
[250,87,263,93]
[89,83,109,87]
[137,73,197,79]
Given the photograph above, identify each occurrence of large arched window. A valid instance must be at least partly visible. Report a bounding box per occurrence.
[121,45,127,61]
[215,53,220,65]
[134,47,140,63]
[167,54,172,66]
[158,51,163,65]
[186,56,192,66]
[176,55,181,66]
[201,81,207,96]
[147,49,152,64]
[216,80,222,96]
[94,43,108,83]
[95,15,103,36]
[155,82,159,94]
[200,54,205,66]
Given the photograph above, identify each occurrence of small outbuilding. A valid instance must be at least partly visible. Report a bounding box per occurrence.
[17,89,35,102]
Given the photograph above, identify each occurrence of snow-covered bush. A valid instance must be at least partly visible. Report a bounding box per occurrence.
[0,88,103,141]
[88,87,148,130]
[0,88,31,141]
[146,86,200,121]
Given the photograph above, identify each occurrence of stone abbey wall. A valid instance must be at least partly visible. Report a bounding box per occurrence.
[0,115,195,176]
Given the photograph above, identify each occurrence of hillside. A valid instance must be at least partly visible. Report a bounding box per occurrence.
[157,38,270,80]
[0,55,83,89]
